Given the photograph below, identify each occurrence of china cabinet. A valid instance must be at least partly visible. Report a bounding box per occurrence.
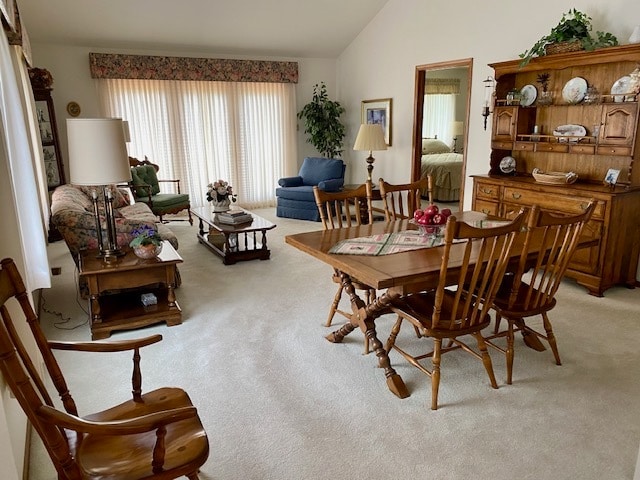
[30,67,66,241]
[472,44,640,296]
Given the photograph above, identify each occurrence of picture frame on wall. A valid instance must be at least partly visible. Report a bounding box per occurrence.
[361,98,392,146]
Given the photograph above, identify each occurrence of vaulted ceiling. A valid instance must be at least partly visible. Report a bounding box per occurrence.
[18,0,389,58]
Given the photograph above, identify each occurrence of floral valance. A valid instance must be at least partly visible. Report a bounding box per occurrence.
[2,0,32,65]
[89,53,298,84]
[425,78,460,95]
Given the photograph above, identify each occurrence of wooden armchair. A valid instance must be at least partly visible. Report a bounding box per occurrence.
[129,156,193,225]
[0,258,209,479]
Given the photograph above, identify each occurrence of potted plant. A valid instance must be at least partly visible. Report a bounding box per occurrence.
[519,9,618,67]
[297,82,346,159]
[129,225,163,259]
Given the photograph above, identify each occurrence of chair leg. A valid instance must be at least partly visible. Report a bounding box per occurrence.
[187,473,200,480]
[431,339,442,410]
[385,315,403,352]
[542,312,562,365]
[326,284,344,327]
[506,320,515,385]
[188,209,194,225]
[494,312,503,334]
[474,333,498,389]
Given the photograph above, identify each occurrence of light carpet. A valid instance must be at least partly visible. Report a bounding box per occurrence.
[30,208,640,479]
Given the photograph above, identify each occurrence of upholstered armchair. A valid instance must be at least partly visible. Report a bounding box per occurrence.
[129,156,193,225]
[275,157,346,221]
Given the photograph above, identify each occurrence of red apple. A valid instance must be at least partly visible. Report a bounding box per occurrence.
[432,213,447,225]
[417,213,433,225]
[413,209,425,221]
[440,208,452,217]
[423,204,439,216]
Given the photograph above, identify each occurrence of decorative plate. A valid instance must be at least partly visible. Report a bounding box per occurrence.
[562,77,588,104]
[611,75,632,102]
[520,84,537,107]
[66,101,81,117]
[499,155,516,174]
[553,124,587,143]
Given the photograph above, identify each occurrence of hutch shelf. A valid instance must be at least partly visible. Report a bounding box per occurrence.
[473,44,640,296]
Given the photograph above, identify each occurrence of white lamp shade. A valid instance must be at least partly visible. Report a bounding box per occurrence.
[353,123,387,151]
[453,121,464,136]
[67,118,131,185]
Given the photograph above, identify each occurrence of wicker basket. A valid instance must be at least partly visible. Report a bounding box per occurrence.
[545,40,584,55]
[532,168,578,185]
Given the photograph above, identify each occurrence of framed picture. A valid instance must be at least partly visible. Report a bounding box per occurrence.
[361,98,392,146]
[604,168,620,186]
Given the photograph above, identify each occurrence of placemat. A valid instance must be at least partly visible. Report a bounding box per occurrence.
[329,231,446,256]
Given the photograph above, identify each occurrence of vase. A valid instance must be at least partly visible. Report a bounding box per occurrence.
[211,197,231,213]
[133,243,162,259]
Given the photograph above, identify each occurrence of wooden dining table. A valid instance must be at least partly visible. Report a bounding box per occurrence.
[285,211,595,400]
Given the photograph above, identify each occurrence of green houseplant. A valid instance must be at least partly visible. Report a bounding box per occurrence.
[297,82,346,159]
[519,9,618,67]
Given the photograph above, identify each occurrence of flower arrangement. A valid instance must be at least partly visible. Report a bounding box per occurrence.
[206,179,237,203]
[129,225,163,248]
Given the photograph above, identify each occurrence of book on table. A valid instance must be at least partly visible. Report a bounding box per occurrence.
[216,211,253,225]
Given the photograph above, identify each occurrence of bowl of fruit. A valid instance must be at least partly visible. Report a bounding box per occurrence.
[411,205,452,237]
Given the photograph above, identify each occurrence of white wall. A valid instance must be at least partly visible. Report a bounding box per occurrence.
[29,44,338,180]
[336,0,640,206]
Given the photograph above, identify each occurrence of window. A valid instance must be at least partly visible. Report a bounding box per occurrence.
[97,78,297,209]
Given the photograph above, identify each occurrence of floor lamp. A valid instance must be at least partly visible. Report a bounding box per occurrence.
[353,123,387,182]
[67,118,131,260]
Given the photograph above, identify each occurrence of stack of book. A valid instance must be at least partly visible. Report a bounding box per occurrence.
[216,209,253,225]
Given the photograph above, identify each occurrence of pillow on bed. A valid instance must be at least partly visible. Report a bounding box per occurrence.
[422,139,451,154]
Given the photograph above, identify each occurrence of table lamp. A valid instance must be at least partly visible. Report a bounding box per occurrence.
[452,121,464,152]
[353,123,387,182]
[67,118,131,260]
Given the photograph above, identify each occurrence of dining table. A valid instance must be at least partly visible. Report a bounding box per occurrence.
[285,211,596,400]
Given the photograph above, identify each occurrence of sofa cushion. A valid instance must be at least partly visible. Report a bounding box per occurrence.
[298,157,345,186]
[131,165,161,197]
[275,185,315,202]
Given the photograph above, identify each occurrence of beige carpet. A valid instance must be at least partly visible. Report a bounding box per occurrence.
[30,208,640,479]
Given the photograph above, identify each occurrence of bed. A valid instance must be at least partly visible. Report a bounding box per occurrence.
[420,139,463,202]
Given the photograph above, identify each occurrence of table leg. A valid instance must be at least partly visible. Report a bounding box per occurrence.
[325,272,409,399]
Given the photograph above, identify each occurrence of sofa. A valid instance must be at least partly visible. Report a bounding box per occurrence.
[275,157,345,221]
[51,184,178,263]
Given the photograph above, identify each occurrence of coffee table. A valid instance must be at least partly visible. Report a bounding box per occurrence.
[79,241,183,339]
[191,206,276,265]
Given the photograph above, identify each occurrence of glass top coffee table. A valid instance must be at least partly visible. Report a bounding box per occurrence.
[190,206,276,265]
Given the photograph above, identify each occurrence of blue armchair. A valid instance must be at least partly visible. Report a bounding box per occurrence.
[276,157,346,221]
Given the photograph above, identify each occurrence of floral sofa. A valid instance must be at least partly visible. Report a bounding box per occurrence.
[51,184,178,263]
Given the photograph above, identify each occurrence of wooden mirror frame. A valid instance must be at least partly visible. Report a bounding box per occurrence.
[411,58,473,211]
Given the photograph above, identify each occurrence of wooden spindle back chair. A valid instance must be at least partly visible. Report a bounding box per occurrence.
[485,202,596,384]
[385,212,526,410]
[378,176,433,222]
[313,184,377,353]
[0,257,209,479]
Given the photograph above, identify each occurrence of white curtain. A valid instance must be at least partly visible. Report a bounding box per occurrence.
[423,94,456,146]
[0,30,49,290]
[96,78,297,209]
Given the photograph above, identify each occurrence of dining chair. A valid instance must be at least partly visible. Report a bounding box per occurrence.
[484,202,596,384]
[313,183,377,353]
[385,211,526,410]
[0,257,209,479]
[378,176,434,221]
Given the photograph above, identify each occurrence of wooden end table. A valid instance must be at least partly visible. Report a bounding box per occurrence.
[79,241,183,340]
[191,206,276,265]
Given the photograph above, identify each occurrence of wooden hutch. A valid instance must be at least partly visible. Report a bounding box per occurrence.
[472,44,640,296]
